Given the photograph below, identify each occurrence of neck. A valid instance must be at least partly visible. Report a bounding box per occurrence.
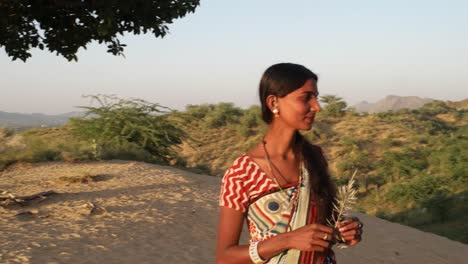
[263,122,299,160]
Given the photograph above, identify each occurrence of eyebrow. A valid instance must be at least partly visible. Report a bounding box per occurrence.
[301,91,319,96]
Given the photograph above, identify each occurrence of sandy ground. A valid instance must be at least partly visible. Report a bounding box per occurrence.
[0,161,467,264]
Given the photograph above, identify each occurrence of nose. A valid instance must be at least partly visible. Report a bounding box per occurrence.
[310,98,321,112]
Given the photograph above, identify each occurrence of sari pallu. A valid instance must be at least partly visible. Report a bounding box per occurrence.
[246,162,336,264]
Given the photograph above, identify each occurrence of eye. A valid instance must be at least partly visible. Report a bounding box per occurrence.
[299,93,318,102]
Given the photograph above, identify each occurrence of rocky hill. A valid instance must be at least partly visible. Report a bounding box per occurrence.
[353,95,433,113]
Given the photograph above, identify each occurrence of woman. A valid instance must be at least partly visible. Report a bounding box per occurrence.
[216,63,363,264]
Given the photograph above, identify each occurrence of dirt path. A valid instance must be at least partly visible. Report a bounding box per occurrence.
[0,161,466,263]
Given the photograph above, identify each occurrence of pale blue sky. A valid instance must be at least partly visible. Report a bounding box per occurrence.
[1,0,467,114]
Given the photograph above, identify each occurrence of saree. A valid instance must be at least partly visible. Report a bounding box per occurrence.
[219,154,336,264]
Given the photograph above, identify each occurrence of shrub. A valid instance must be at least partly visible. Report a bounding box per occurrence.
[386,175,447,204]
[203,102,243,128]
[99,141,155,162]
[185,104,214,120]
[421,189,451,222]
[419,101,451,116]
[320,95,347,117]
[70,95,185,164]
[236,105,262,137]
[378,148,428,182]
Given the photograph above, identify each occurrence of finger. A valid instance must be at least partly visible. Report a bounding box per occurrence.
[341,228,361,238]
[307,224,334,234]
[309,238,330,248]
[346,235,362,244]
[312,231,332,241]
[338,221,361,233]
[345,239,361,246]
[337,220,351,229]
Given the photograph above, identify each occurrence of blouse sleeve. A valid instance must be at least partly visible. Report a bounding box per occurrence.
[219,164,249,213]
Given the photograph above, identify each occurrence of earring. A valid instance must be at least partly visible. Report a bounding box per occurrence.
[272,97,279,117]
[272,108,279,116]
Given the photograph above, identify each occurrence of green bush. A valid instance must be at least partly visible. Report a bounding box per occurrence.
[427,137,467,181]
[70,95,185,164]
[203,102,243,128]
[419,101,451,116]
[320,95,347,117]
[421,189,451,222]
[376,110,395,120]
[420,118,451,135]
[99,141,155,162]
[386,175,447,203]
[235,105,262,137]
[378,148,428,181]
[185,104,214,120]
[28,149,62,162]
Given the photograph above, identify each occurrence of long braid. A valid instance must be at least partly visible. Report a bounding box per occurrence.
[295,131,336,224]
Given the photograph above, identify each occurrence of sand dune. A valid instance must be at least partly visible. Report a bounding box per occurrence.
[1,161,466,263]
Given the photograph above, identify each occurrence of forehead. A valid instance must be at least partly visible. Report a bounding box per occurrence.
[288,79,318,95]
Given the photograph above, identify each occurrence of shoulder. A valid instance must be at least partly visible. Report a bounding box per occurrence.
[223,154,254,180]
[219,154,258,212]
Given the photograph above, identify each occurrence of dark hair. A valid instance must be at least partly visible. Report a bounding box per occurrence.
[259,63,318,124]
[259,63,335,223]
[299,136,336,224]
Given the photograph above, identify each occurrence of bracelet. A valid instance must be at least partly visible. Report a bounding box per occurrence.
[249,241,265,263]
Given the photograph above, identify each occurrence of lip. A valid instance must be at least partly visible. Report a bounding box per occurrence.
[304,115,315,122]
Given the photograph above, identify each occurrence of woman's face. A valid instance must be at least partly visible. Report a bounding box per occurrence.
[276,79,321,130]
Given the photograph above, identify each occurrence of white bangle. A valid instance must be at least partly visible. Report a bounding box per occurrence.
[249,241,265,263]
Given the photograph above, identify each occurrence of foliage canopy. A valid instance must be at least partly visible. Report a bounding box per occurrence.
[0,0,200,61]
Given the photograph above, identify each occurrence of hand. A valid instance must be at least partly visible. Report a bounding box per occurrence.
[337,216,363,246]
[286,223,334,252]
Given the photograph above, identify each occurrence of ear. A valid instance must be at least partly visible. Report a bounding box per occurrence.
[266,95,277,112]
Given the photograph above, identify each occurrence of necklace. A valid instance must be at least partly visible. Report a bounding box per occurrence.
[261,138,303,193]
[262,138,304,231]
[262,142,290,185]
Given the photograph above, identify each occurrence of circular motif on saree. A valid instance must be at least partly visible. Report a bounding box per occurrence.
[268,201,279,211]
[265,199,282,214]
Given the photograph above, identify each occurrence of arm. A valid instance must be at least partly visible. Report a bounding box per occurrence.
[216,206,334,264]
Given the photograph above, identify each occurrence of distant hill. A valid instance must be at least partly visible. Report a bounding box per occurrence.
[353,95,434,113]
[0,111,83,130]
